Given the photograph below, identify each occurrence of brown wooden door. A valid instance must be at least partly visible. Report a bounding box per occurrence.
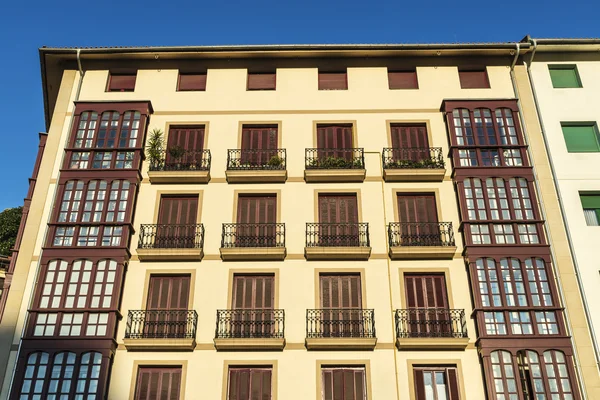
[236,195,277,247]
[146,275,190,338]
[397,194,440,245]
[241,126,278,166]
[318,195,359,246]
[156,196,198,248]
[320,274,362,337]
[232,275,275,338]
[390,124,430,163]
[228,368,272,400]
[135,367,182,400]
[405,274,450,337]
[166,126,204,168]
[317,124,353,161]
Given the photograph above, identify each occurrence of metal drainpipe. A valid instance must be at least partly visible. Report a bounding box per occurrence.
[508,41,592,399]
[6,49,86,399]
[525,38,600,373]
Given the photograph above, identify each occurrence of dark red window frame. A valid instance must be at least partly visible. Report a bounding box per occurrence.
[458,68,490,89]
[247,72,276,90]
[107,73,136,92]
[177,73,207,91]
[318,71,348,90]
[388,70,419,89]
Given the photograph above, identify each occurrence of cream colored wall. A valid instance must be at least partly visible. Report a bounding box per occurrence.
[4,62,519,399]
[515,63,600,398]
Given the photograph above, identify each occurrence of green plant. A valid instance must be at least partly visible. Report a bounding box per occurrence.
[267,155,283,167]
[168,145,186,160]
[145,128,165,166]
[0,206,22,256]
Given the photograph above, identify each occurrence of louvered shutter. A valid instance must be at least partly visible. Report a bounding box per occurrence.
[177,73,206,91]
[413,369,426,400]
[232,275,275,337]
[247,73,276,90]
[320,275,362,337]
[237,195,277,247]
[322,368,366,400]
[405,274,449,336]
[147,276,190,337]
[318,195,359,246]
[447,368,460,400]
[241,126,278,165]
[397,194,439,245]
[157,196,198,248]
[228,368,272,400]
[135,367,181,400]
[166,126,205,168]
[108,74,136,91]
[388,71,418,89]
[459,70,490,89]
[391,124,429,149]
[318,72,347,90]
[317,125,353,160]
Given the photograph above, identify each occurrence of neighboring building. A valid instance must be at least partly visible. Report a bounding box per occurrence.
[0,40,598,399]
[0,255,9,305]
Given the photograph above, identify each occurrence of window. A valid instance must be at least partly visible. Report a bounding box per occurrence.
[470,225,491,244]
[493,224,515,244]
[318,71,347,90]
[236,195,277,247]
[59,313,83,336]
[484,311,507,335]
[135,367,182,400]
[464,179,486,220]
[388,70,418,89]
[19,352,49,399]
[580,194,600,226]
[486,178,510,220]
[48,352,76,398]
[561,123,600,152]
[232,275,274,309]
[535,311,559,334]
[518,350,575,399]
[75,352,103,398]
[73,110,141,149]
[147,275,190,311]
[390,124,429,149]
[321,367,366,400]
[247,72,276,90]
[459,68,490,88]
[509,311,533,334]
[86,313,109,336]
[239,125,279,167]
[476,258,502,307]
[413,366,460,400]
[53,227,75,246]
[549,65,582,88]
[316,124,354,161]
[524,258,553,307]
[500,259,527,307]
[490,351,519,400]
[33,313,58,336]
[517,224,539,244]
[177,73,207,91]
[404,274,449,337]
[227,367,272,400]
[107,73,136,91]
[509,178,534,220]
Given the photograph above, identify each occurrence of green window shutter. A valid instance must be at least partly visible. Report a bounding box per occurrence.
[561,125,600,152]
[580,195,600,209]
[549,66,582,88]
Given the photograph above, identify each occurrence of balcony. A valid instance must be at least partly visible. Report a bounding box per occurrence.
[388,222,457,259]
[225,149,287,183]
[382,148,446,182]
[304,148,366,182]
[305,309,377,350]
[214,309,285,350]
[305,223,371,260]
[147,150,211,184]
[136,224,204,261]
[123,310,198,351]
[220,223,286,261]
[395,308,468,350]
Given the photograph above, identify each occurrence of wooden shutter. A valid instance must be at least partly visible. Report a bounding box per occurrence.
[413,369,426,400]
[135,367,181,400]
[158,196,198,225]
[388,70,418,89]
[459,69,490,89]
[397,194,438,223]
[247,73,276,90]
[232,275,274,309]
[237,195,276,224]
[177,73,206,91]
[320,275,361,308]
[391,124,429,149]
[404,274,448,308]
[241,126,278,151]
[147,275,190,310]
[318,195,358,224]
[318,71,348,90]
[167,126,205,152]
[322,368,366,400]
[317,125,353,149]
[108,74,136,91]
[447,367,460,400]
[228,368,272,400]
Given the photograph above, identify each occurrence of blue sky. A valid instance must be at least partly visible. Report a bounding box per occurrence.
[0,0,598,211]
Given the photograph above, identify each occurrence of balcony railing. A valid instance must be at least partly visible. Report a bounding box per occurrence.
[138,224,205,249]
[388,222,455,247]
[395,309,467,338]
[215,309,285,339]
[221,223,285,248]
[148,149,211,172]
[227,149,286,170]
[125,310,198,339]
[306,223,370,247]
[305,148,365,169]
[382,147,444,169]
[306,309,376,338]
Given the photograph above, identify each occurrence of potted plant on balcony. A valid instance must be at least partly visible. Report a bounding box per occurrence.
[267,155,284,169]
[168,145,186,169]
[145,128,165,170]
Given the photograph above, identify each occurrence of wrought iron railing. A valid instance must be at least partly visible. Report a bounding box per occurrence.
[227,149,286,170]
[221,223,285,248]
[306,309,376,338]
[125,310,198,339]
[215,309,285,339]
[382,147,444,169]
[138,224,205,249]
[148,149,211,172]
[306,223,370,247]
[388,222,455,247]
[305,148,365,169]
[395,308,467,338]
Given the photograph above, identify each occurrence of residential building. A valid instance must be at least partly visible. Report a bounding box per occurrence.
[0,40,598,399]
